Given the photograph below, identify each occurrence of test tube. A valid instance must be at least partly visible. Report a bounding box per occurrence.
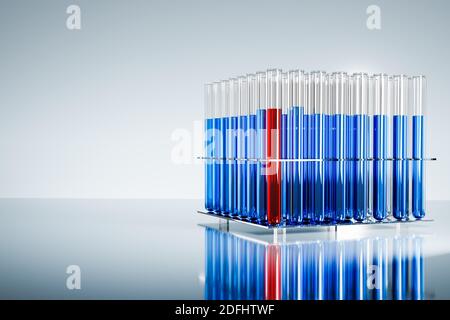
[204,83,214,211]
[237,76,248,219]
[219,80,229,215]
[256,72,267,223]
[291,70,303,224]
[227,78,239,216]
[247,74,258,220]
[324,73,333,222]
[213,82,222,213]
[281,72,290,223]
[312,71,326,223]
[303,73,313,223]
[372,74,389,220]
[411,76,426,219]
[350,73,369,221]
[392,75,409,220]
[331,72,348,222]
[266,69,282,225]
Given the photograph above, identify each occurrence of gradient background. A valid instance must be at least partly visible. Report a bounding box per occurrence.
[0,0,448,200]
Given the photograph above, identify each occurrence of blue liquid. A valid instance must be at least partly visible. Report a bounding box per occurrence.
[354,115,368,221]
[373,115,387,220]
[213,118,221,212]
[290,106,303,224]
[313,113,324,223]
[412,115,425,219]
[237,115,248,219]
[281,113,289,222]
[227,116,238,215]
[345,115,355,220]
[204,118,214,211]
[324,114,335,222]
[247,114,257,220]
[345,115,368,221]
[334,115,346,222]
[219,117,228,214]
[303,113,312,223]
[256,109,267,222]
[393,115,409,220]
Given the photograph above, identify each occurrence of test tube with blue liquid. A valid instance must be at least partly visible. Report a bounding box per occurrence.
[219,81,229,215]
[281,72,290,223]
[303,73,313,223]
[312,71,326,223]
[204,83,214,212]
[247,74,257,220]
[237,76,248,219]
[372,74,389,220]
[350,73,369,221]
[227,78,239,216]
[290,70,303,224]
[392,75,409,220]
[256,72,267,223]
[411,76,426,219]
[330,72,348,222]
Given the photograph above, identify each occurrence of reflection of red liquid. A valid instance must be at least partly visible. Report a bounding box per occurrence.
[266,108,281,225]
[265,244,281,300]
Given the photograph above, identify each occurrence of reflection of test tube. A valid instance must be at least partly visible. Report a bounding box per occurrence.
[281,73,290,223]
[392,237,408,300]
[411,236,424,300]
[265,244,281,300]
[266,69,282,226]
[219,81,229,215]
[411,76,426,219]
[351,73,369,221]
[392,75,409,220]
[372,74,389,220]
[332,73,348,222]
[237,76,248,219]
[228,78,239,216]
[256,72,267,223]
[204,84,214,211]
[247,75,258,220]
[312,71,326,223]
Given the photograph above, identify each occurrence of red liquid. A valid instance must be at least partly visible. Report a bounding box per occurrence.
[265,244,281,300]
[266,108,281,225]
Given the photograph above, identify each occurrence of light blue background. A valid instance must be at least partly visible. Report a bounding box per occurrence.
[0,0,448,199]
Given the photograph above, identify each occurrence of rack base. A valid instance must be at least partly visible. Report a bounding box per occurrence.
[197,210,433,230]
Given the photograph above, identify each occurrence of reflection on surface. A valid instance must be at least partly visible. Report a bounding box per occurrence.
[204,227,424,300]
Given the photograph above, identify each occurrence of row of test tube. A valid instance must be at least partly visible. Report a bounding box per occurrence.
[204,69,427,226]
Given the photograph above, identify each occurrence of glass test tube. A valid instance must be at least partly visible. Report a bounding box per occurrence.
[219,80,229,215]
[291,70,303,224]
[411,76,426,219]
[350,73,369,221]
[392,75,409,220]
[303,73,313,223]
[213,82,222,212]
[266,69,282,225]
[204,83,214,211]
[372,74,389,220]
[227,78,239,216]
[312,71,326,223]
[281,72,290,222]
[331,72,348,222]
[237,76,248,219]
[247,74,258,220]
[256,72,267,222]
[324,73,333,222]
